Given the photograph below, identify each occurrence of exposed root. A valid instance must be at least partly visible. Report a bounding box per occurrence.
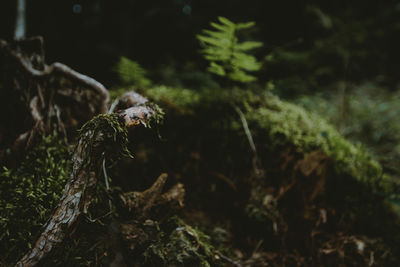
[16,92,162,267]
[0,37,110,164]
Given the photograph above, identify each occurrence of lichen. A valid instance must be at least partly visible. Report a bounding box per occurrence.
[0,134,71,264]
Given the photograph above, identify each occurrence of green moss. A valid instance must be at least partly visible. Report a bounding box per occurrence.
[144,102,165,128]
[107,84,397,261]
[144,85,203,114]
[143,216,220,267]
[0,134,71,263]
[244,95,384,185]
[141,85,384,186]
[78,113,133,164]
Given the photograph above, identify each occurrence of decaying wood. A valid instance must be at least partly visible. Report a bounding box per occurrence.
[16,93,159,267]
[117,177,186,257]
[119,173,185,218]
[120,173,169,216]
[156,182,185,208]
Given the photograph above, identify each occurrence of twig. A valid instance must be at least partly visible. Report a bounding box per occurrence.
[231,103,263,178]
[102,155,112,211]
[209,171,238,192]
[85,210,114,223]
[102,98,121,211]
[231,103,256,154]
[0,38,110,161]
[216,251,242,267]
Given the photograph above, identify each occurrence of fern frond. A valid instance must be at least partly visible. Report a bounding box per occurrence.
[197,16,263,84]
[217,16,236,27]
[114,56,152,88]
[208,62,226,76]
[210,22,234,34]
[235,41,263,51]
[236,21,256,30]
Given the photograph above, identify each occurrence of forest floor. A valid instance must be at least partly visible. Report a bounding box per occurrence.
[1,37,400,267]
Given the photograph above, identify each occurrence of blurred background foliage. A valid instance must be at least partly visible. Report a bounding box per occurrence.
[0,0,399,179]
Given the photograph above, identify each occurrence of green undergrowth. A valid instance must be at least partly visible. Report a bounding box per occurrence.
[43,215,221,266]
[244,95,385,186]
[143,216,220,267]
[0,134,71,264]
[294,84,400,191]
[97,84,398,265]
[134,85,386,189]
[134,84,400,262]
[114,56,152,88]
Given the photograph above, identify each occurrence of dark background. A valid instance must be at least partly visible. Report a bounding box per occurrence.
[1,0,400,90]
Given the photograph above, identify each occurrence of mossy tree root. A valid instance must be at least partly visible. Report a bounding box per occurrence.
[16,92,160,267]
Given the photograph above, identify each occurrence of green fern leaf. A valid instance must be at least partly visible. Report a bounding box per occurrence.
[217,16,236,27]
[114,56,152,88]
[235,41,263,51]
[210,22,234,34]
[208,62,226,76]
[236,21,256,30]
[197,16,263,83]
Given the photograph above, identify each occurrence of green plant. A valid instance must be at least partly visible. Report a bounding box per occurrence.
[197,16,263,83]
[0,135,71,263]
[143,216,219,267]
[114,56,152,88]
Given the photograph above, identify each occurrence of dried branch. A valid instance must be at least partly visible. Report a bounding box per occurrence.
[119,173,169,216]
[119,173,185,218]
[157,182,185,208]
